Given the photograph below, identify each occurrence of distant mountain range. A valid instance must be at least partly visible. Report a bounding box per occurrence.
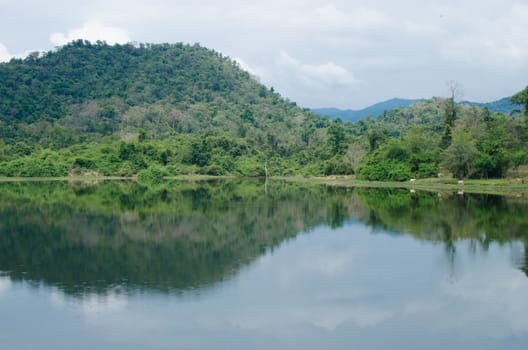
[459,97,522,115]
[313,97,522,122]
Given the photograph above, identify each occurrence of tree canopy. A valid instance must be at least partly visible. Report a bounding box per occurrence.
[0,41,526,180]
[0,41,355,177]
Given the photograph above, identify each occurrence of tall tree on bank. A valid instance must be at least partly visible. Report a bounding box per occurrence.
[327,119,346,156]
[440,81,462,149]
[510,85,528,157]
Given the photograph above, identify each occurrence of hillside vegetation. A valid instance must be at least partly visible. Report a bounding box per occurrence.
[0,40,526,181]
[0,40,352,177]
[350,91,528,181]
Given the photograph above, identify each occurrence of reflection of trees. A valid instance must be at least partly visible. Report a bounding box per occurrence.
[355,188,528,279]
[1,181,528,297]
[522,244,528,278]
[356,189,528,244]
[0,180,351,296]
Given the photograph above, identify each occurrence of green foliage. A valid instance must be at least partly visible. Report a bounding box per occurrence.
[327,119,346,155]
[441,130,477,179]
[357,159,412,181]
[190,139,211,167]
[324,156,354,176]
[366,123,388,151]
[137,164,168,184]
[354,89,528,180]
[1,41,526,180]
[0,41,349,177]
[0,150,69,177]
[472,116,511,178]
[415,162,438,178]
[440,97,457,149]
[511,86,528,115]
[357,137,433,181]
[234,158,266,177]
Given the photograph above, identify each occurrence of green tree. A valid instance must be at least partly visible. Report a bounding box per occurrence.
[327,119,346,155]
[190,139,211,167]
[138,129,147,142]
[357,139,412,181]
[366,124,387,151]
[441,130,477,179]
[440,81,461,149]
[473,115,511,178]
[402,127,439,178]
[511,85,528,116]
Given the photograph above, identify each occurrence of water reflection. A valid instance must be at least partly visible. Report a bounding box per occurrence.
[0,275,10,297]
[0,181,527,297]
[2,181,528,349]
[0,180,352,295]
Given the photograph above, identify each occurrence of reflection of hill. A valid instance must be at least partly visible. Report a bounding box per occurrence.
[0,180,349,296]
[2,182,528,296]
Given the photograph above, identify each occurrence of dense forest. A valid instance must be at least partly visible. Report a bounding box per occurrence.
[0,40,352,177]
[350,88,528,181]
[0,40,526,180]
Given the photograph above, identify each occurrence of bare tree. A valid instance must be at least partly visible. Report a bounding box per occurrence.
[441,81,463,149]
[446,80,463,102]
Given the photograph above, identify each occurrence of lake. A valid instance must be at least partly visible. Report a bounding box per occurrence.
[0,180,527,349]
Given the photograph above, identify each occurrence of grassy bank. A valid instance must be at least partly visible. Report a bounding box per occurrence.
[1,174,527,196]
[287,176,528,196]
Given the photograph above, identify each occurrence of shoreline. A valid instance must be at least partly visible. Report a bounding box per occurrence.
[0,175,527,196]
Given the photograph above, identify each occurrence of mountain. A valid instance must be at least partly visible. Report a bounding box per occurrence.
[313,98,423,122]
[314,97,522,122]
[0,40,351,177]
[460,97,522,115]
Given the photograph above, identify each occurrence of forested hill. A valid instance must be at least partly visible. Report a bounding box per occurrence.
[0,41,352,177]
[313,98,423,122]
[313,97,521,122]
[350,93,528,181]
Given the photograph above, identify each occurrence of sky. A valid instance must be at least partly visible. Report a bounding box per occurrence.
[0,0,527,109]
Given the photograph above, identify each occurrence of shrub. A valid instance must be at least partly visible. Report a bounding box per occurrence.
[415,162,438,179]
[357,160,411,181]
[137,165,168,183]
[324,156,354,176]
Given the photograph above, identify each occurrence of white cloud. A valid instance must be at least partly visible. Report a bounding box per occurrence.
[0,42,12,62]
[278,52,361,89]
[444,266,528,334]
[1,0,527,108]
[233,57,267,81]
[439,3,528,68]
[0,276,10,296]
[81,291,128,316]
[50,288,66,306]
[50,20,131,47]
[312,5,393,32]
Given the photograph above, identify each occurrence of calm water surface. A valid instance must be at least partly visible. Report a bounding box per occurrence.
[0,180,527,349]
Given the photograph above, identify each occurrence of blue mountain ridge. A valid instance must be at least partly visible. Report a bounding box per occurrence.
[313,97,521,122]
